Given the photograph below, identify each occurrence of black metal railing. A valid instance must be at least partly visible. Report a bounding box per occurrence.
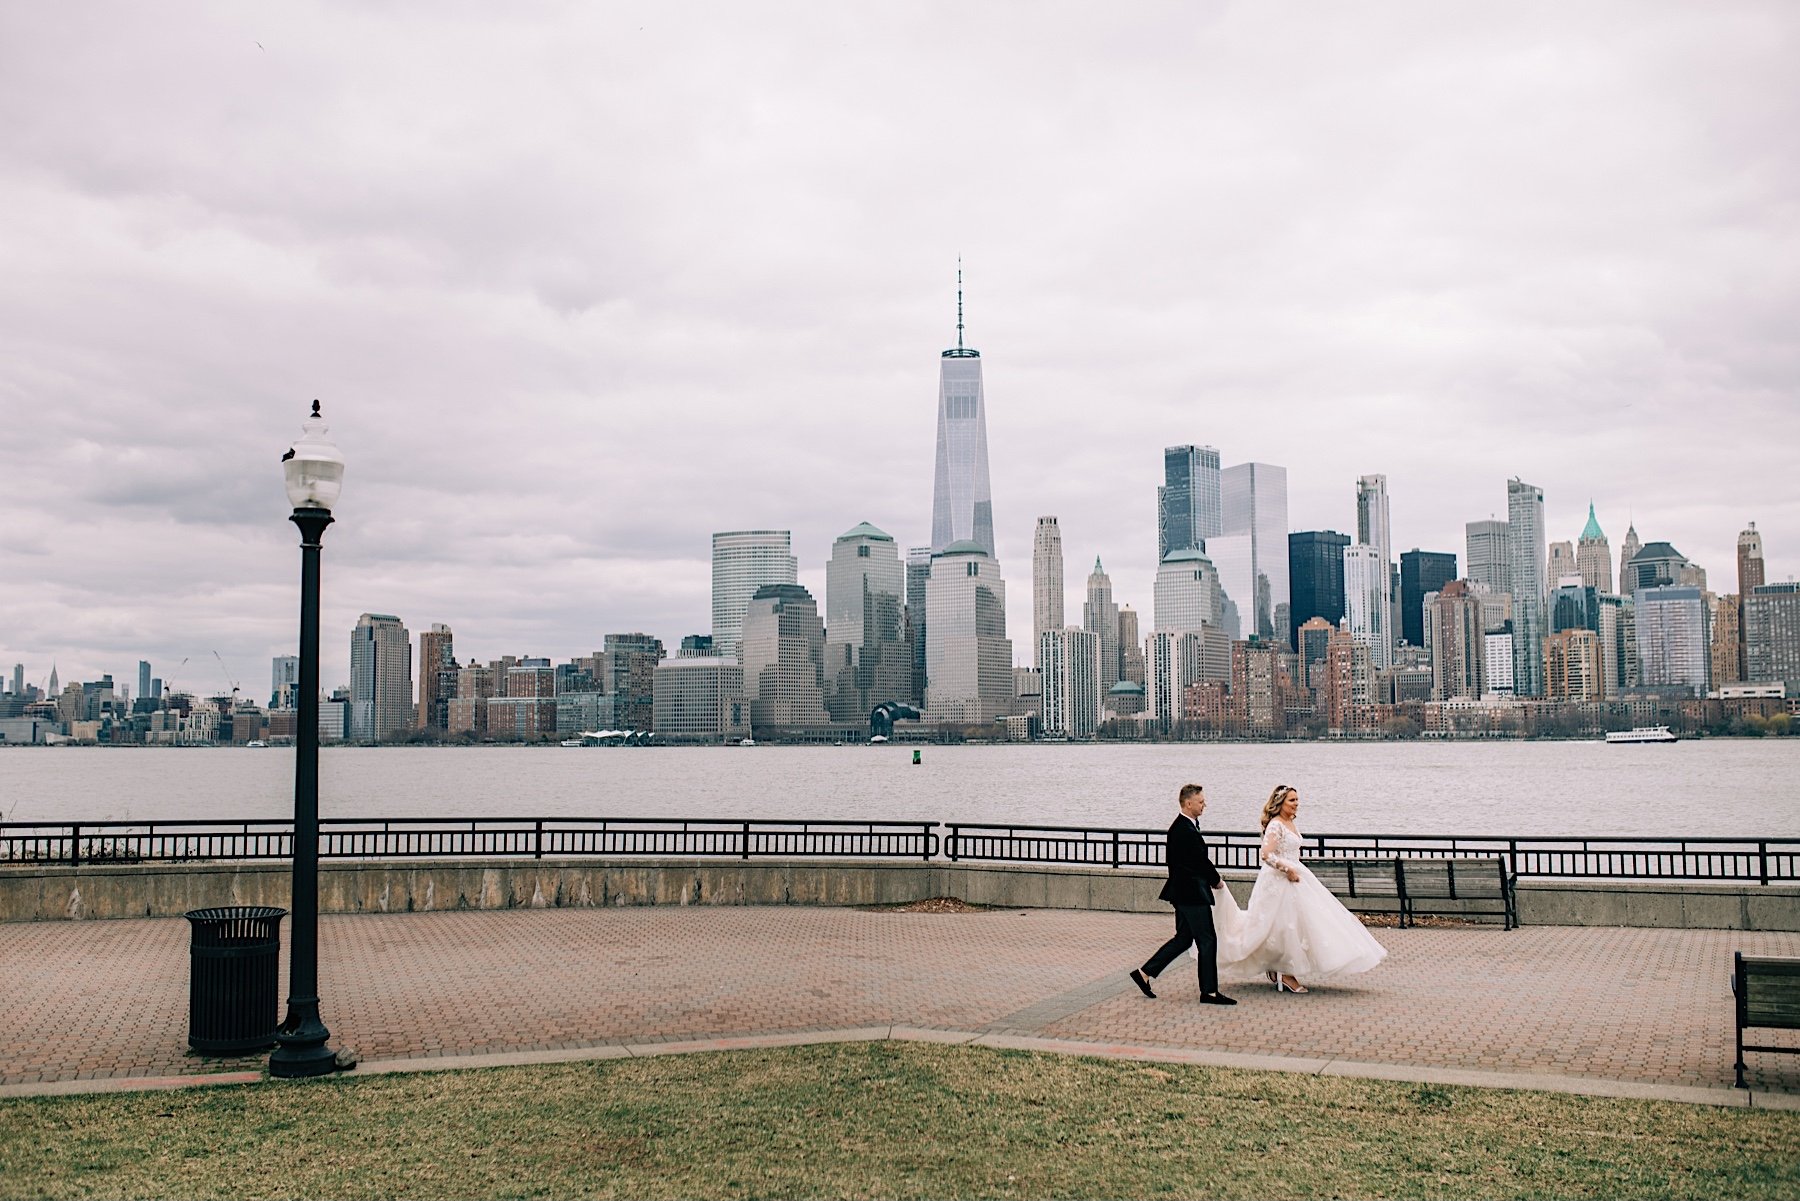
[942,824,1800,885]
[0,818,940,866]
[2,817,1796,884]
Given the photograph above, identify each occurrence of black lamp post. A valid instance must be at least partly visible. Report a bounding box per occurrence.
[271,400,345,1080]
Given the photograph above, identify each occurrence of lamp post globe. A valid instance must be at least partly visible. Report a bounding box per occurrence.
[270,400,343,1079]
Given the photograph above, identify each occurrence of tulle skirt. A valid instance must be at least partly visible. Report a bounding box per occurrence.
[1198,864,1389,981]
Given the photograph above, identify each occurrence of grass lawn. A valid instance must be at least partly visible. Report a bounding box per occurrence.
[1,1042,1794,1200]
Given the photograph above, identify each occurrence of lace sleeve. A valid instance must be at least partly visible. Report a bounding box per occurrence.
[1260,824,1296,873]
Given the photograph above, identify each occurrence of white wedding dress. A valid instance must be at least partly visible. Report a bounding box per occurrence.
[1197,819,1388,982]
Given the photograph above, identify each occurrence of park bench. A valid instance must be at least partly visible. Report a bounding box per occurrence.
[1301,855,1517,929]
[1397,856,1517,929]
[1300,857,1405,922]
[1733,952,1800,1088]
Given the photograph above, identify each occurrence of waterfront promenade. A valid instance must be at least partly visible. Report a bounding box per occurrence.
[2,905,1797,1105]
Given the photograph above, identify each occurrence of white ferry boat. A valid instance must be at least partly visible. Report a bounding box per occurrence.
[1605,726,1677,744]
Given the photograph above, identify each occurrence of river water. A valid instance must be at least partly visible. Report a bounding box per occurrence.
[3,741,1798,839]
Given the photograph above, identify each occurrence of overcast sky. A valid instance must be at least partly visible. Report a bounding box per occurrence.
[3,2,1797,696]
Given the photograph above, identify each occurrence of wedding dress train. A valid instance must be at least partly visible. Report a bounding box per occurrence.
[1199,819,1388,982]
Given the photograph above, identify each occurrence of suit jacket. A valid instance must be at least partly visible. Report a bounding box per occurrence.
[1158,814,1222,906]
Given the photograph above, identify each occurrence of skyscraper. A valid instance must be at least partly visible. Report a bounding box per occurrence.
[1426,580,1486,701]
[1635,585,1710,696]
[602,632,665,731]
[1152,549,1221,634]
[1506,478,1548,698]
[1399,550,1457,649]
[930,268,996,557]
[924,541,1013,724]
[271,655,300,709]
[1213,463,1290,644]
[1032,517,1064,668]
[1343,543,1391,670]
[1356,475,1395,653]
[1083,557,1121,691]
[137,661,151,706]
[1576,504,1613,594]
[1545,629,1605,702]
[1158,445,1221,560]
[741,584,830,729]
[1738,523,1765,681]
[1465,519,1511,595]
[1116,604,1144,686]
[1287,530,1349,650]
[1547,541,1576,586]
[711,530,798,662]
[824,522,910,721]
[905,545,932,706]
[1618,523,1642,596]
[1038,627,1101,739]
[416,624,454,730]
[1744,582,1800,687]
[350,613,413,742]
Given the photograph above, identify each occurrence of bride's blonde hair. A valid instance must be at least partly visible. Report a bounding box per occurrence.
[1259,785,1297,831]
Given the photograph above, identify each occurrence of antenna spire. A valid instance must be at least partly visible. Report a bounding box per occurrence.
[956,257,964,350]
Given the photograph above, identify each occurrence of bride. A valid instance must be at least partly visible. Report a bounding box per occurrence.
[1200,784,1388,992]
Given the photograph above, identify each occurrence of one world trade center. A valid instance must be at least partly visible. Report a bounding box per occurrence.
[930,269,996,557]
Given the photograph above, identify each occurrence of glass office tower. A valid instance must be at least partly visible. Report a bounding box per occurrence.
[930,275,996,557]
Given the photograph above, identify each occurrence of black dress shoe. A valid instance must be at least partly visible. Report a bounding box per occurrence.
[1199,992,1237,1005]
[1129,969,1157,999]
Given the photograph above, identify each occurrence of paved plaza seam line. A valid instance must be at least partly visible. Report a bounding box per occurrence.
[982,972,1137,1032]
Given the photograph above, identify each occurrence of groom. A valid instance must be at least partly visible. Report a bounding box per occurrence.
[1129,783,1235,1005]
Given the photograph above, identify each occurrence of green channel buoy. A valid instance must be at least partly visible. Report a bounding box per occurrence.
[912,749,922,765]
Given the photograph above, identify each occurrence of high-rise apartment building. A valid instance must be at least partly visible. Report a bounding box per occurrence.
[1744,582,1800,688]
[1635,585,1710,696]
[1356,475,1395,651]
[1427,581,1486,701]
[416,623,454,730]
[1323,625,1374,734]
[1738,523,1766,682]
[1597,593,1635,698]
[924,541,1014,724]
[1465,519,1511,596]
[1145,628,1224,734]
[1545,629,1605,702]
[1576,504,1613,593]
[930,271,996,557]
[1158,445,1221,560]
[1399,550,1457,649]
[1213,463,1289,643]
[824,523,909,721]
[1287,530,1349,650]
[1343,543,1391,670]
[1153,549,1221,634]
[1709,594,1742,690]
[711,530,798,662]
[1484,629,1516,696]
[448,661,495,735]
[602,633,664,731]
[1083,557,1121,692]
[349,613,413,742]
[1295,616,1335,698]
[1506,478,1548,698]
[1032,517,1064,668]
[1038,627,1102,739]
[741,584,829,729]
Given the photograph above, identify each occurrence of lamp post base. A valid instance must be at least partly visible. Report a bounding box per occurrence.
[269,999,335,1079]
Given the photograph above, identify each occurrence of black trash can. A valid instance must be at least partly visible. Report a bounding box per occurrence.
[184,906,286,1055]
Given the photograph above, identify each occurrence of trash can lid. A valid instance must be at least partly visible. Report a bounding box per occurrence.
[184,906,289,923]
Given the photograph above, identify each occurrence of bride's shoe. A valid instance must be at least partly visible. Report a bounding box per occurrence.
[1266,971,1279,988]
[1278,975,1309,994]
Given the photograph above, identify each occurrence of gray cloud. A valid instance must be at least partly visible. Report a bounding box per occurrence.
[2,1,1796,692]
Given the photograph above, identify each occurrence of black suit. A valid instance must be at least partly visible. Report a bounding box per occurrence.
[1141,814,1224,994]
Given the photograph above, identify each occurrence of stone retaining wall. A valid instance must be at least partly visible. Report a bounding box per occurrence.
[1,858,1795,930]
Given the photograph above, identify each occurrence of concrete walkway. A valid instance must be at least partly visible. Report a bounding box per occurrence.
[2,906,1797,1107]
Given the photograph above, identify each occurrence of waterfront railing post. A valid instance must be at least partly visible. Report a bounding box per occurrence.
[69,824,80,868]
[534,820,543,861]
[742,821,751,861]
[1760,842,1769,887]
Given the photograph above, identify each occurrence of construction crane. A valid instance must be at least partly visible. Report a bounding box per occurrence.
[212,651,242,702]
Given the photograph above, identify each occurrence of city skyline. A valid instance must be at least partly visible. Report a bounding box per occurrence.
[4,4,1798,689]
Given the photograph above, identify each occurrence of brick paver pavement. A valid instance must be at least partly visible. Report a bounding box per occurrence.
[2,907,1796,1095]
